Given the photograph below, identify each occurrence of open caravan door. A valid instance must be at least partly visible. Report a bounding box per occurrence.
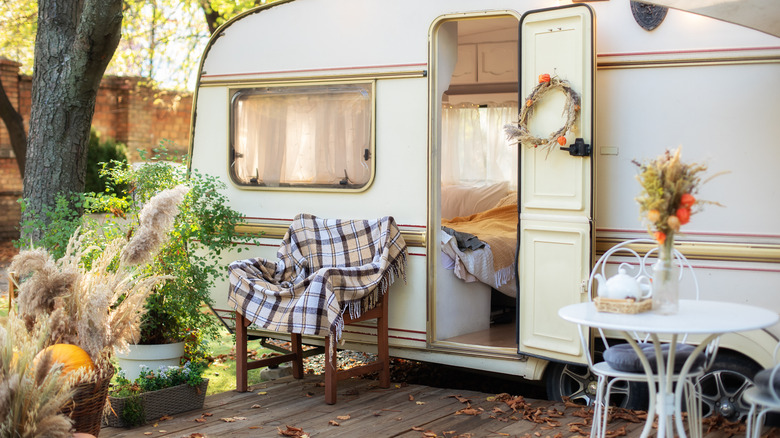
[516,5,594,365]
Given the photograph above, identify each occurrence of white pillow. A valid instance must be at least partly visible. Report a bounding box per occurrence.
[441,181,510,220]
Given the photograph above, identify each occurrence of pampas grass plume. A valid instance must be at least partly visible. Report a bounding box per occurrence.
[121,185,190,266]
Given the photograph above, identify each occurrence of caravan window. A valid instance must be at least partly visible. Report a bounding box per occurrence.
[230,83,374,189]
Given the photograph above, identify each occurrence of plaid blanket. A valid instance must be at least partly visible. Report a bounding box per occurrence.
[228,214,407,341]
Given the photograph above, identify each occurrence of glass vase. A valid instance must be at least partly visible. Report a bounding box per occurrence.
[652,239,680,314]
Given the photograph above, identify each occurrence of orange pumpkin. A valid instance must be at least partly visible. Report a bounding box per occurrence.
[35,344,95,375]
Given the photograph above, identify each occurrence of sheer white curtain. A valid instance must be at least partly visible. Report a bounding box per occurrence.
[233,86,371,186]
[441,101,518,188]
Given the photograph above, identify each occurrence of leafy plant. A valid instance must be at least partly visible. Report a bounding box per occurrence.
[85,129,129,197]
[118,396,145,427]
[17,143,257,359]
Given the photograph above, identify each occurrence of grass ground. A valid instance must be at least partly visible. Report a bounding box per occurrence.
[200,326,273,395]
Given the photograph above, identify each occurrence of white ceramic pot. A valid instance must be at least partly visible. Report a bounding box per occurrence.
[114,342,185,380]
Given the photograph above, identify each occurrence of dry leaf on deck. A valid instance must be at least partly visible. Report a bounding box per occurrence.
[159,415,173,421]
[412,426,424,431]
[278,425,308,437]
[251,404,262,408]
[328,420,340,426]
[194,418,206,423]
[336,415,351,420]
[416,401,426,405]
[409,394,415,401]
[221,417,236,422]
[449,395,470,403]
[203,412,214,417]
[189,434,205,438]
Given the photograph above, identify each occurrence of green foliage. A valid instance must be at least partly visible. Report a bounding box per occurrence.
[18,142,258,357]
[119,396,146,427]
[85,129,129,196]
[16,194,91,260]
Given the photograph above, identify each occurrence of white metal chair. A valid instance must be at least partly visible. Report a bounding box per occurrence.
[580,239,717,438]
[744,343,780,438]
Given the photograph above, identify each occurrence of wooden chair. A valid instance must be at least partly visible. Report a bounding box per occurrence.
[235,292,390,404]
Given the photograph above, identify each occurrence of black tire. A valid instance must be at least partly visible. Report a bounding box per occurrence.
[697,351,762,422]
[545,361,647,409]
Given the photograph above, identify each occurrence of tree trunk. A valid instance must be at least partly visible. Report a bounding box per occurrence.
[0,76,26,175]
[22,0,122,241]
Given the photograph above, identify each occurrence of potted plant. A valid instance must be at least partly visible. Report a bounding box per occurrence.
[104,361,209,428]
[6,186,188,436]
[93,147,257,377]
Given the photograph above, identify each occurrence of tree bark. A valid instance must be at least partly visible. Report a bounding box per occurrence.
[23,0,122,240]
[0,76,27,175]
[198,0,221,35]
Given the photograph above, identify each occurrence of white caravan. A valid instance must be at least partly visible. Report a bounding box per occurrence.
[188,0,780,419]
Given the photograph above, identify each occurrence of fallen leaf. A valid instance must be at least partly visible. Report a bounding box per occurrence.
[412,426,424,431]
[336,415,350,420]
[416,401,426,405]
[328,420,340,426]
[423,432,437,437]
[221,417,236,422]
[455,407,481,416]
[159,415,173,421]
[450,395,470,403]
[251,404,262,408]
[143,433,152,436]
[257,391,268,395]
[194,417,207,423]
[249,426,261,429]
[234,416,247,420]
[278,425,308,437]
[203,412,214,417]
[409,394,415,401]
[158,431,167,433]
[189,434,205,438]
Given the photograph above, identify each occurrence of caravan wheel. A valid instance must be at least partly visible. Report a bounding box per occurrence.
[545,362,647,409]
[697,352,761,422]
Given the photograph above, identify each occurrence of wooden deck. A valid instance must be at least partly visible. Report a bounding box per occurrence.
[97,374,761,438]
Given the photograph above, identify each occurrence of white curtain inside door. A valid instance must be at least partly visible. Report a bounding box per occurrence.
[441,101,518,188]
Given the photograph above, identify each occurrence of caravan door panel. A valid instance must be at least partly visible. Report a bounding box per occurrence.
[517,5,594,364]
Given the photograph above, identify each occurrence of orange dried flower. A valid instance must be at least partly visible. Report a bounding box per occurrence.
[557,136,567,146]
[538,73,551,83]
[526,99,533,107]
[680,193,696,208]
[647,209,660,223]
[654,231,666,245]
[676,208,691,225]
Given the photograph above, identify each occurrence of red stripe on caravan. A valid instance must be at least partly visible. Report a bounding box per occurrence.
[201,63,429,78]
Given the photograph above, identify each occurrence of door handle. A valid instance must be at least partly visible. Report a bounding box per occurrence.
[560,138,591,157]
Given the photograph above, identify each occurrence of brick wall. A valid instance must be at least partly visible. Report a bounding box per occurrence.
[0,58,193,240]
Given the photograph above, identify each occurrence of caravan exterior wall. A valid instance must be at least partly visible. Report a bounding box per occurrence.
[190,0,780,416]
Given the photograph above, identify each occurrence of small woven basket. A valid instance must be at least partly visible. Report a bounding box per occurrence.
[61,366,115,437]
[594,297,652,314]
[104,379,209,428]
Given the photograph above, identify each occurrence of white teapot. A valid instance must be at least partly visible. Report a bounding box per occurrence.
[594,264,652,301]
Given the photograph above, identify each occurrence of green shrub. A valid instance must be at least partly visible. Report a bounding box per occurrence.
[85,129,129,196]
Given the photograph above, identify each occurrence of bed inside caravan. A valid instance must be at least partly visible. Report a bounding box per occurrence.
[433,15,520,349]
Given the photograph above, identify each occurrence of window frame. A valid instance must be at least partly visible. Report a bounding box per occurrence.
[227,80,377,192]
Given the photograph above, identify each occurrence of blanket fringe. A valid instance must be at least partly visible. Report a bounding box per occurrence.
[494,265,514,288]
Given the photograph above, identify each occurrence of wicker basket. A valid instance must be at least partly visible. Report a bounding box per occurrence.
[594,297,652,314]
[61,367,115,437]
[104,379,208,428]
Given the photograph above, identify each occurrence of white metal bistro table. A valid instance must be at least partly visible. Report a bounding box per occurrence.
[559,300,778,438]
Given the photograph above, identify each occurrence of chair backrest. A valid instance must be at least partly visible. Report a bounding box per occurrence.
[585,238,702,359]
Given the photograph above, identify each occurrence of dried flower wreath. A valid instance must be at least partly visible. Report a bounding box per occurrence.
[504,73,581,153]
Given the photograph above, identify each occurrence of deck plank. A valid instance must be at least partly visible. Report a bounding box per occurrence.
[98,375,763,438]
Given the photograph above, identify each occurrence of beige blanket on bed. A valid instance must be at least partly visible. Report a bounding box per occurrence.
[441,204,518,287]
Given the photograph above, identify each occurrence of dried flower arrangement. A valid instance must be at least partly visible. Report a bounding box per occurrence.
[633,146,720,249]
[504,73,581,153]
[1,185,188,435]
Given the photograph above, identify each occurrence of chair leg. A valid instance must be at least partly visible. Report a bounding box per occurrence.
[324,335,338,404]
[291,333,304,379]
[235,312,250,392]
[377,301,390,389]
